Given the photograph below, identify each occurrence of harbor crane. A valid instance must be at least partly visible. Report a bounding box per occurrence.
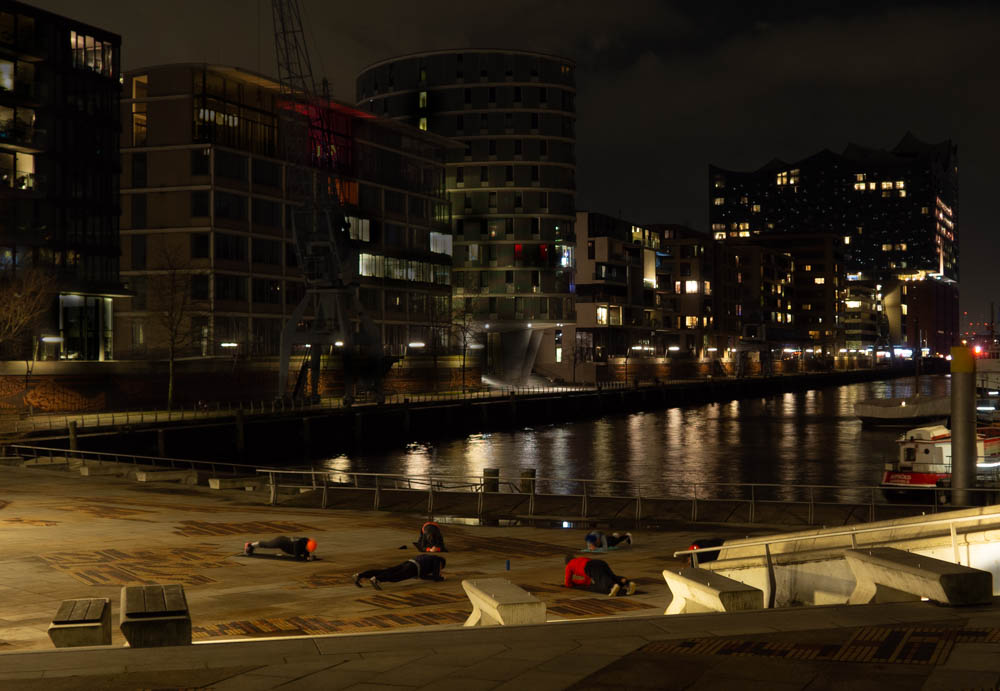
[271,1,391,405]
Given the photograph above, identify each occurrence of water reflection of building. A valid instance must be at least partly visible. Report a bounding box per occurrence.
[0,3,123,360]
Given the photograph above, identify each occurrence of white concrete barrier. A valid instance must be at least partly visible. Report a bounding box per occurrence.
[844,547,993,606]
[80,462,142,477]
[461,578,546,627]
[663,568,764,615]
[208,477,263,490]
[134,470,197,484]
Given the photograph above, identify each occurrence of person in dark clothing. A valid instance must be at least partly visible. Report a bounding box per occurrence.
[564,555,635,597]
[353,554,446,590]
[585,531,633,551]
[414,521,447,552]
[244,536,317,560]
[683,538,725,566]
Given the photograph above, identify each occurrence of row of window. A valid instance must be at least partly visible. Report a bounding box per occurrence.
[358,253,451,285]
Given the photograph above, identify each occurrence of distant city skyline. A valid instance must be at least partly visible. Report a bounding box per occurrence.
[27,0,1000,323]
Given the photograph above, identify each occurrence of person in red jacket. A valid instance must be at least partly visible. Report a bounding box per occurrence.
[564,555,636,597]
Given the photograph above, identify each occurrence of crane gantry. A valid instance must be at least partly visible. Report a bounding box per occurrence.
[271,0,388,405]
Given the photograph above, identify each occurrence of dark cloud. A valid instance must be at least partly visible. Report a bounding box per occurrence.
[29,0,1000,322]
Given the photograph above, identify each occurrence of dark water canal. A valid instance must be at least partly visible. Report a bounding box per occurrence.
[319,375,951,502]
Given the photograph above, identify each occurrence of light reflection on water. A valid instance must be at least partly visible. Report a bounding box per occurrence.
[317,376,951,502]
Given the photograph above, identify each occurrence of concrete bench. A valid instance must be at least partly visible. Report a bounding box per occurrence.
[208,476,263,490]
[134,469,197,484]
[844,547,993,606]
[80,462,142,477]
[119,584,192,647]
[47,598,111,648]
[462,578,546,627]
[663,568,764,615]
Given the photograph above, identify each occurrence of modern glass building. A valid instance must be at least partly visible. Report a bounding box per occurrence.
[117,64,454,361]
[0,2,122,360]
[356,50,577,383]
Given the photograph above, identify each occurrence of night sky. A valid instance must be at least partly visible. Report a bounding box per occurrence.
[32,0,1000,326]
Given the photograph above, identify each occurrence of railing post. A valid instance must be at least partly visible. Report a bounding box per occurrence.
[808,487,814,525]
[427,485,434,514]
[321,477,328,510]
[749,484,755,523]
[268,473,277,506]
[951,523,960,564]
[764,543,776,608]
[691,484,698,522]
[869,487,875,523]
[581,480,588,518]
[374,475,381,511]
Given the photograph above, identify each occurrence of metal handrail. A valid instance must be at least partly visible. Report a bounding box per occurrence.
[672,507,1000,565]
[8,444,272,475]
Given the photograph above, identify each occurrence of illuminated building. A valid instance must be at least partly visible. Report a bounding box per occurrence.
[356,50,577,383]
[710,133,959,352]
[117,64,453,359]
[0,3,122,360]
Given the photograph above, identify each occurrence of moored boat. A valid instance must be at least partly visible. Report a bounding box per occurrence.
[881,424,1000,492]
[854,394,950,427]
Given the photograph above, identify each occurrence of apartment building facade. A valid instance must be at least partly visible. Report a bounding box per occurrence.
[117,64,455,360]
[0,2,122,360]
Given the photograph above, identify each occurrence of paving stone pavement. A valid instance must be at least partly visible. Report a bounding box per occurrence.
[4,464,1000,689]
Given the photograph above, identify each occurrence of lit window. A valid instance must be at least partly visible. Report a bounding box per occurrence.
[685,316,698,327]
[776,171,788,185]
[843,235,850,245]
[802,304,812,311]
[803,264,811,272]
[845,300,861,309]
[418,91,427,108]
[685,280,699,294]
[751,204,761,213]
[855,173,865,182]
[713,197,725,206]
[899,189,907,198]
[738,222,749,230]
[895,180,905,189]
[704,281,712,295]
[418,117,427,131]
[882,244,892,251]
[881,181,893,190]
[596,306,608,325]
[738,231,750,237]
[853,182,865,191]
[711,223,725,231]
[868,182,876,190]
[555,346,562,363]
[902,304,908,315]
[714,232,725,240]
[814,277,825,285]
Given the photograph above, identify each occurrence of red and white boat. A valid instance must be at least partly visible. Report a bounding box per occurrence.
[881,424,1000,490]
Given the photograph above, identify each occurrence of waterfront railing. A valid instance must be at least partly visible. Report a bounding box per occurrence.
[253,467,1000,524]
[6,444,269,477]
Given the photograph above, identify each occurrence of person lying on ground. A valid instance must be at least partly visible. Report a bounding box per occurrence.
[414,521,447,552]
[243,536,317,561]
[353,554,446,590]
[564,555,636,597]
[584,530,633,551]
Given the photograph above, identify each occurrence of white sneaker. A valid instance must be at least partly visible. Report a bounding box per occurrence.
[608,583,621,597]
[626,581,636,596]
[625,532,633,545]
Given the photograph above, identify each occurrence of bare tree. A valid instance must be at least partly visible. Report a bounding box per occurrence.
[426,294,451,392]
[148,247,195,410]
[451,300,480,394]
[0,268,54,359]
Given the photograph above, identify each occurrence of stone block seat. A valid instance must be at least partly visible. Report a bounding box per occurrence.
[47,598,111,648]
[119,584,192,648]
[663,567,764,615]
[844,547,993,606]
[461,578,546,627]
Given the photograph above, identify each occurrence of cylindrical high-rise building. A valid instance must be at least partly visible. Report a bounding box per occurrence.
[356,50,577,383]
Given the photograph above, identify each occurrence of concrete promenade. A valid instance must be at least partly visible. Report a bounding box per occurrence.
[0,464,747,653]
